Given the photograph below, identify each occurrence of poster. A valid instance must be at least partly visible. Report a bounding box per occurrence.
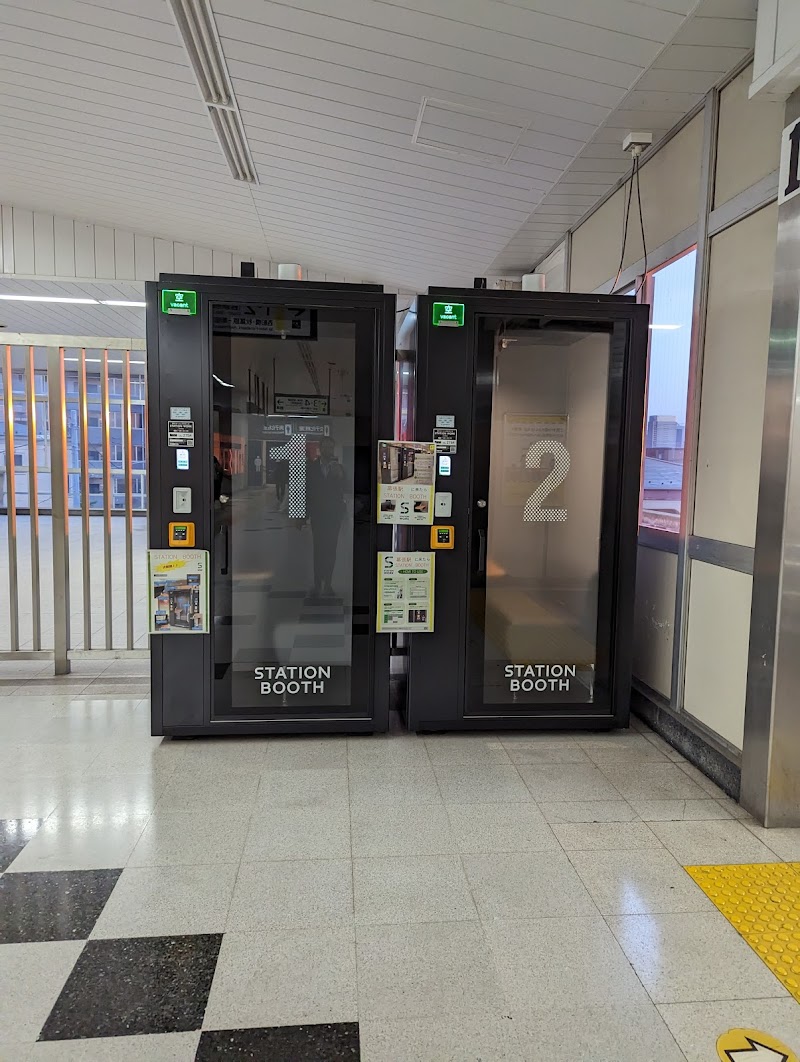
[377,441,435,524]
[148,550,209,634]
[377,552,434,633]
[502,414,568,507]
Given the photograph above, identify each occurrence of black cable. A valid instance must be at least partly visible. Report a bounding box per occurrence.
[610,159,635,294]
[634,156,648,296]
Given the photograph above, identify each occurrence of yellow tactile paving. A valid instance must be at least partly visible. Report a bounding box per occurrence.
[686,862,800,1002]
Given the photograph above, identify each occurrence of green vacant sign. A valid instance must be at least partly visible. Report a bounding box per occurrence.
[432,301,465,327]
[161,289,197,315]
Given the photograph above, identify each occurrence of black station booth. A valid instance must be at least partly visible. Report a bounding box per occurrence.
[146,276,647,737]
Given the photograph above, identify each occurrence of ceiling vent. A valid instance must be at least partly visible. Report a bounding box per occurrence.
[412,97,530,168]
[168,0,258,184]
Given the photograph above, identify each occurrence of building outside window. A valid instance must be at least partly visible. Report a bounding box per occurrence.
[640,249,697,533]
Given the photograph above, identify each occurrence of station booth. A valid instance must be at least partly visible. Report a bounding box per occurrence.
[146,276,648,737]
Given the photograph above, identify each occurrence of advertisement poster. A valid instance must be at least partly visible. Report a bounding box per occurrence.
[148,550,209,634]
[377,441,435,524]
[377,552,435,633]
[502,414,568,507]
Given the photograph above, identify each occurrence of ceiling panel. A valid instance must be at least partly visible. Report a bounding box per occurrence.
[0,0,756,292]
[0,279,146,337]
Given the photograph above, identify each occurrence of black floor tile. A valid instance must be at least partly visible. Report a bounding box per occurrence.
[39,934,223,1041]
[195,1024,360,1061]
[0,818,43,872]
[0,869,121,944]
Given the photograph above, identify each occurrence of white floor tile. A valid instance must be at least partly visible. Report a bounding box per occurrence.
[226,859,353,932]
[609,911,790,1003]
[649,818,778,865]
[6,811,151,872]
[0,941,84,1043]
[433,765,531,804]
[360,1015,523,1062]
[243,806,351,861]
[510,1003,686,1061]
[356,921,505,1022]
[446,802,559,854]
[128,808,251,867]
[353,855,477,925]
[351,804,456,858]
[462,850,596,920]
[255,768,349,808]
[569,849,717,915]
[551,821,662,851]
[203,926,356,1031]
[90,864,238,938]
[424,735,511,766]
[485,917,651,1013]
[658,998,800,1062]
[349,766,442,807]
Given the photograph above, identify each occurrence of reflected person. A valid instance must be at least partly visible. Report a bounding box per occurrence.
[307,437,345,598]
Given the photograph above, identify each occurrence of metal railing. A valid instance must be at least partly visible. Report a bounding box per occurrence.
[0,334,148,672]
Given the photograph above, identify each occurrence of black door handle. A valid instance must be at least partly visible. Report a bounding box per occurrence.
[221,523,230,576]
[477,528,486,576]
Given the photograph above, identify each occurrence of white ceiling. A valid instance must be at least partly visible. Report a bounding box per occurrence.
[0,0,756,293]
[0,279,146,336]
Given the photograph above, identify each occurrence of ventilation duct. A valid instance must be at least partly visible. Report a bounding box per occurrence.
[168,0,259,184]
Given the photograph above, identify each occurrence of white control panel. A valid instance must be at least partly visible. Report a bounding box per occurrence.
[172,487,192,514]
[434,491,453,518]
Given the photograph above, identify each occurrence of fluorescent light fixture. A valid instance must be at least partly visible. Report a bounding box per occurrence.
[100,300,146,307]
[649,323,681,330]
[167,0,259,183]
[0,294,98,304]
[213,374,234,388]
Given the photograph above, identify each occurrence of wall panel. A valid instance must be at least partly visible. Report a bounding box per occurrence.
[632,545,677,698]
[694,203,778,547]
[570,116,702,293]
[684,560,752,751]
[715,65,783,206]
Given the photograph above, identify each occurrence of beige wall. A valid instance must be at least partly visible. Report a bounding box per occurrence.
[694,203,778,547]
[715,65,784,206]
[684,561,753,752]
[570,115,702,293]
[632,546,677,698]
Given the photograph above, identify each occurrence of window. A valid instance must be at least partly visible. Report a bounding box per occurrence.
[132,445,145,464]
[640,248,697,533]
[109,408,123,429]
[131,411,144,429]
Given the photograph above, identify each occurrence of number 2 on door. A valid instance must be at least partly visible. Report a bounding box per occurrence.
[523,440,570,522]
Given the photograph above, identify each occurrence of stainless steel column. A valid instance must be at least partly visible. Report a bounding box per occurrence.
[47,345,70,675]
[100,350,113,649]
[123,350,135,649]
[742,87,800,826]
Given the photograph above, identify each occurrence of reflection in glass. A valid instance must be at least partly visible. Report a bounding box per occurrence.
[641,249,696,532]
[212,312,357,717]
[479,325,610,706]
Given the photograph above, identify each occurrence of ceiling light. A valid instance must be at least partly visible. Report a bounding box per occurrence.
[213,374,234,388]
[100,300,146,307]
[649,324,681,330]
[0,294,98,304]
[167,0,258,184]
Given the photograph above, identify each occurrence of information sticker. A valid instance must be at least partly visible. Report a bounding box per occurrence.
[148,549,209,634]
[377,552,434,633]
[377,441,435,525]
[168,420,195,448]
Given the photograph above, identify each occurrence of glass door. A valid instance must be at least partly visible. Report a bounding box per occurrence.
[467,315,620,715]
[210,304,376,720]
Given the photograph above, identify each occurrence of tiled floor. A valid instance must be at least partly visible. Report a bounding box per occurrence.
[1,661,800,1060]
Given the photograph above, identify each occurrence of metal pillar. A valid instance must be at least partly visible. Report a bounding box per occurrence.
[46,345,71,675]
[742,88,800,826]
